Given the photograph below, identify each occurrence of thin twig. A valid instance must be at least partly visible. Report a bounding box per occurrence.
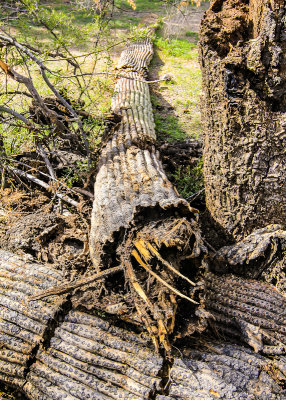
[37,144,56,179]
[29,266,123,300]
[8,166,79,208]
[132,250,199,304]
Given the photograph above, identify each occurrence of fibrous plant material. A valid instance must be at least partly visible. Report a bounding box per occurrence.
[2,250,286,399]
[199,0,286,239]
[205,272,286,355]
[0,250,164,400]
[89,39,205,352]
[0,250,65,389]
[167,343,286,399]
[213,224,286,285]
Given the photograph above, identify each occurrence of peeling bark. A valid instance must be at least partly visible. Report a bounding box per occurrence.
[200,0,286,239]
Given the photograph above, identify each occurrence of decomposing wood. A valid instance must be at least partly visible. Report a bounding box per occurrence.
[1,20,286,399]
[166,343,286,400]
[1,250,286,399]
[8,166,80,208]
[205,272,286,355]
[89,39,205,352]
[199,0,286,239]
[0,250,163,399]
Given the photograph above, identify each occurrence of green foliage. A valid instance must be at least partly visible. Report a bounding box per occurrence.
[115,0,162,11]
[2,125,35,156]
[154,113,187,142]
[128,26,156,42]
[10,0,106,51]
[154,37,197,59]
[185,31,199,42]
[61,159,90,188]
[172,158,204,199]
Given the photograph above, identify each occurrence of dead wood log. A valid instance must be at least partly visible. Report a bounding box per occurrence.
[167,343,286,399]
[89,39,205,352]
[1,250,286,399]
[213,224,286,289]
[205,272,286,355]
[0,250,163,399]
[199,0,286,239]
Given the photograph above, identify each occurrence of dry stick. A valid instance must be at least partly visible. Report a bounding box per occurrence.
[0,105,34,126]
[132,250,199,305]
[8,166,79,208]
[0,32,91,163]
[37,144,56,180]
[6,157,89,198]
[43,70,172,84]
[29,266,123,300]
[146,242,196,286]
[37,143,63,212]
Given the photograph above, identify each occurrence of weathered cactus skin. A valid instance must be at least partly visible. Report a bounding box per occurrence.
[88,39,204,352]
[89,40,197,268]
[1,33,286,399]
[1,248,286,399]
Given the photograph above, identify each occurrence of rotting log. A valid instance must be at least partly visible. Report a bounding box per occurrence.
[199,0,286,239]
[1,250,286,399]
[205,272,286,355]
[1,26,286,400]
[89,39,205,352]
[167,343,286,400]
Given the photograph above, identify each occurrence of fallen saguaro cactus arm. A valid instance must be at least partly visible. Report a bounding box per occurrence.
[0,250,164,400]
[88,38,205,352]
[0,250,66,389]
[205,272,286,355]
[167,343,286,400]
[2,250,286,399]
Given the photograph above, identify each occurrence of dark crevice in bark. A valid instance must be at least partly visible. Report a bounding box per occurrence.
[23,296,73,379]
[148,348,174,399]
[41,296,73,351]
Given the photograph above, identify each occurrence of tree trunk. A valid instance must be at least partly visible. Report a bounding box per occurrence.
[199,0,286,240]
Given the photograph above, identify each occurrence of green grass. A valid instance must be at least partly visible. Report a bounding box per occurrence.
[114,0,162,11]
[185,31,199,41]
[154,113,187,142]
[110,16,141,29]
[155,37,197,59]
[151,29,202,140]
[172,159,204,199]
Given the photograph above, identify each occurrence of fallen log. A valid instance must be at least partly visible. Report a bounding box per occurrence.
[1,250,286,399]
[88,38,205,352]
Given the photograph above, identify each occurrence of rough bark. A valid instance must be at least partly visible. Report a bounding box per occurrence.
[200,0,286,239]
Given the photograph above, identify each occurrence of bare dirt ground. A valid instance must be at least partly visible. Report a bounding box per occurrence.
[163,2,210,36]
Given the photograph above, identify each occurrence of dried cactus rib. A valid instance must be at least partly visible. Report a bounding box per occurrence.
[25,310,163,400]
[0,250,164,399]
[89,39,202,352]
[90,40,197,266]
[167,344,286,399]
[116,40,154,78]
[214,225,286,282]
[205,272,286,354]
[0,249,64,388]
